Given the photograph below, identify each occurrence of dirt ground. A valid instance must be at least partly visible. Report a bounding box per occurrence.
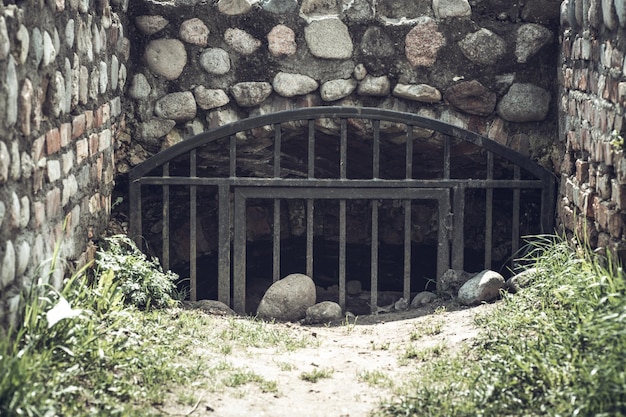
[159,300,497,417]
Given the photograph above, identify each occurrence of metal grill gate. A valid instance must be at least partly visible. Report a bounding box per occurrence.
[128,106,556,314]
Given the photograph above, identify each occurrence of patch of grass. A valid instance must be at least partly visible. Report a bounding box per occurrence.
[370,340,391,351]
[300,367,334,383]
[377,235,626,416]
[275,360,295,371]
[217,317,315,351]
[358,370,394,388]
[409,320,443,340]
[398,343,446,365]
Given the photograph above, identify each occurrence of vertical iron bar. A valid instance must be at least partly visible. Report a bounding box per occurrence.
[443,136,451,179]
[273,125,281,282]
[218,185,231,305]
[274,124,281,178]
[512,166,521,259]
[340,119,347,179]
[438,194,451,280]
[233,191,246,314]
[370,200,379,314]
[373,120,380,179]
[306,199,314,278]
[307,121,315,280]
[273,199,281,282]
[339,200,346,311]
[162,163,170,271]
[129,179,142,248]
[406,126,413,180]
[485,151,493,270]
[229,135,236,177]
[190,150,197,301]
[452,186,465,270]
[308,120,315,179]
[403,199,411,301]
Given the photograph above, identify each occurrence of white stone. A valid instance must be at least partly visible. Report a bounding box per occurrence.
[200,48,231,75]
[0,17,8,60]
[257,273,317,321]
[224,28,261,55]
[10,192,20,228]
[458,270,505,306]
[320,78,358,101]
[19,196,29,228]
[9,142,20,181]
[32,28,43,67]
[43,30,56,66]
[1,241,16,290]
[16,241,31,278]
[47,160,61,183]
[66,19,75,48]
[392,83,442,103]
[357,75,390,96]
[0,202,5,228]
[129,73,151,99]
[16,25,30,64]
[304,19,353,59]
[144,39,187,80]
[111,55,119,91]
[515,24,553,64]
[433,0,471,19]
[99,61,108,94]
[0,142,8,183]
[272,72,319,97]
[193,86,230,110]
[155,92,197,122]
[6,56,18,127]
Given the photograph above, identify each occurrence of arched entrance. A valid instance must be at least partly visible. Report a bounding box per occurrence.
[128,107,556,314]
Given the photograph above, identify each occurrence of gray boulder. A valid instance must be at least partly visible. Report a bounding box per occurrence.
[257,273,316,322]
[437,269,472,299]
[410,291,437,308]
[497,83,551,122]
[458,270,505,306]
[505,267,539,293]
[305,301,343,324]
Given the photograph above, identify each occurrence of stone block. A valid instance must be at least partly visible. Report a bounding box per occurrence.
[575,159,589,182]
[46,187,61,219]
[46,128,61,156]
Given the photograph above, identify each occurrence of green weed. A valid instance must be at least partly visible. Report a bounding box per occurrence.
[300,367,334,383]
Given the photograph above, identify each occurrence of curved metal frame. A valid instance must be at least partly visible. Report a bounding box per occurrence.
[128,106,556,312]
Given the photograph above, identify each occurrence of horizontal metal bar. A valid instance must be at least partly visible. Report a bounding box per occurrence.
[137,177,546,189]
[235,187,448,200]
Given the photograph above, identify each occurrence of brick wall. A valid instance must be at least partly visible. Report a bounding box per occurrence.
[559,0,626,259]
[0,0,130,330]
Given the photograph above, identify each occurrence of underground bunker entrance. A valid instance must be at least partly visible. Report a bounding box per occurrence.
[151,193,523,315]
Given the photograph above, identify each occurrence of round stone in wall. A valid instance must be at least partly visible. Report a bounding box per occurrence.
[458,28,506,66]
[360,26,395,58]
[135,15,169,35]
[224,28,261,55]
[1,241,15,290]
[616,0,626,27]
[320,78,357,101]
[154,91,197,122]
[497,83,551,123]
[179,18,209,46]
[193,86,230,110]
[444,80,496,116]
[144,39,187,80]
[230,82,273,107]
[129,73,151,100]
[602,0,618,30]
[515,24,553,64]
[272,72,318,97]
[304,19,353,59]
[262,0,298,13]
[267,24,297,57]
[392,83,441,103]
[217,0,256,15]
[433,0,472,19]
[200,48,230,75]
[357,74,390,97]
[405,17,445,67]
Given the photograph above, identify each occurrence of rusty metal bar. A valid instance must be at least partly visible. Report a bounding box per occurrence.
[452,186,465,270]
[229,135,236,177]
[274,124,281,178]
[437,193,451,279]
[373,120,380,179]
[444,136,451,180]
[140,176,546,189]
[233,190,246,313]
[218,185,231,305]
[340,119,347,179]
[403,199,411,301]
[128,180,142,248]
[190,150,197,301]
[308,119,315,179]
[406,126,413,180]
[162,163,170,271]
[306,199,314,278]
[485,151,493,270]
[370,200,379,314]
[512,166,521,258]
[273,199,281,282]
[339,199,346,311]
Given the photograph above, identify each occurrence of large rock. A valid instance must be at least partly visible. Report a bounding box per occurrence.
[458,270,505,305]
[393,83,441,103]
[437,269,472,299]
[410,291,437,308]
[459,29,506,66]
[305,301,343,324]
[272,72,318,97]
[404,17,445,67]
[231,82,273,107]
[144,39,187,80]
[515,24,553,63]
[497,83,551,122]
[200,48,231,75]
[154,91,197,122]
[433,0,471,19]
[304,19,353,59]
[444,80,496,116]
[257,273,317,321]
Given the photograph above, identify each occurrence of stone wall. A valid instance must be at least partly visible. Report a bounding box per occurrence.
[559,0,626,258]
[0,0,130,329]
[121,0,560,176]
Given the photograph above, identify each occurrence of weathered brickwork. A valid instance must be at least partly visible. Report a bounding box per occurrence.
[560,0,626,258]
[0,0,130,330]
